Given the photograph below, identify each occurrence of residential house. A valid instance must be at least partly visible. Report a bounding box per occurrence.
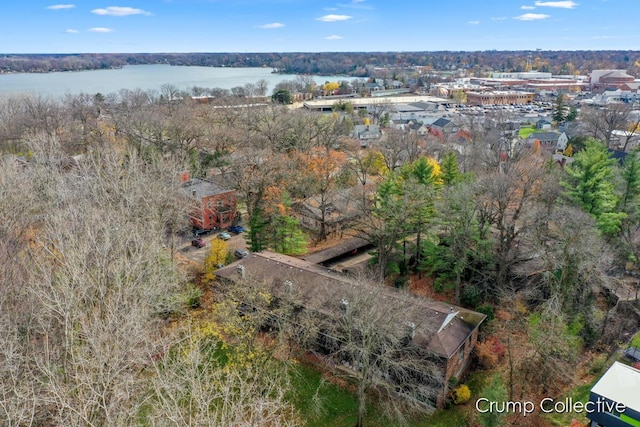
[215,251,486,408]
[610,130,640,152]
[391,118,418,132]
[586,362,640,427]
[363,80,385,95]
[179,171,237,232]
[525,131,568,152]
[352,124,382,146]
[536,118,552,130]
[429,117,461,137]
[586,89,639,106]
[413,123,431,137]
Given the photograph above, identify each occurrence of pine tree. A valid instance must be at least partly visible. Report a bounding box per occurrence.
[562,138,625,234]
[440,151,463,186]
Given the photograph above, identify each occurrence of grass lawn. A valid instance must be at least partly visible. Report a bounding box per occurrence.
[289,361,492,427]
[543,382,593,426]
[631,331,640,348]
[519,126,537,139]
[288,363,359,427]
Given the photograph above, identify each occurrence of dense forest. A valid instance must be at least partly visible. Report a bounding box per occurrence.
[1,88,640,426]
[2,50,640,77]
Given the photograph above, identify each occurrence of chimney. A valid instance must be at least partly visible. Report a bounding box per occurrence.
[178,170,191,184]
[237,264,245,278]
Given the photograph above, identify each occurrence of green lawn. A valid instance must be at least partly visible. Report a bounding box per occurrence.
[288,363,359,427]
[519,126,537,139]
[543,382,593,426]
[631,331,640,349]
[288,362,490,427]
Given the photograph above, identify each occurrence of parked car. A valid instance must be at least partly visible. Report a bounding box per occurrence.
[228,225,245,234]
[234,249,249,259]
[624,347,640,363]
[217,231,231,240]
[191,238,206,248]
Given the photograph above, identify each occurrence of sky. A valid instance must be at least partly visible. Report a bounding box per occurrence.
[1,0,639,53]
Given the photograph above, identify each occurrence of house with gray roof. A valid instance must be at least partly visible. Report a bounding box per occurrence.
[352,124,382,146]
[524,131,568,152]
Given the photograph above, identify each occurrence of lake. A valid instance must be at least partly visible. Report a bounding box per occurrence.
[0,64,349,98]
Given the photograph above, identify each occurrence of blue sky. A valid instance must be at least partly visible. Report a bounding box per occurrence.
[1,0,638,53]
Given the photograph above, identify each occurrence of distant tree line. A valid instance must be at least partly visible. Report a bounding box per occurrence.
[1,50,639,77]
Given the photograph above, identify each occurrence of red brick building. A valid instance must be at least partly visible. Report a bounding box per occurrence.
[590,69,636,91]
[466,90,534,106]
[179,172,237,232]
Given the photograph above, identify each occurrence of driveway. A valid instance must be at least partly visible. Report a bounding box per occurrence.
[178,232,247,264]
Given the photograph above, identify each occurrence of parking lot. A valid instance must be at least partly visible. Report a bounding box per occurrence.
[179,230,248,264]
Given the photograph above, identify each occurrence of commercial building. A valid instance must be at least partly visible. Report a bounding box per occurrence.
[466,90,534,106]
[587,362,640,427]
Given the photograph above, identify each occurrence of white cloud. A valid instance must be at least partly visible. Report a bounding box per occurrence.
[65,28,79,33]
[316,14,352,22]
[88,27,114,32]
[514,13,550,20]
[521,5,536,9]
[46,4,75,10]
[491,16,508,20]
[257,22,284,29]
[91,6,152,16]
[468,20,480,25]
[534,1,578,8]
[324,35,343,40]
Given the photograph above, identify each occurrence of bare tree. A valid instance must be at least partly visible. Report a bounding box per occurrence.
[378,128,423,171]
[146,326,301,427]
[581,103,640,149]
[300,275,444,427]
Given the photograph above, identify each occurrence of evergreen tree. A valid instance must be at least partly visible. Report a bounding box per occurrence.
[562,138,625,234]
[477,374,508,427]
[552,94,567,124]
[440,151,463,186]
[620,151,640,211]
[420,183,491,305]
[618,151,640,263]
[266,191,308,255]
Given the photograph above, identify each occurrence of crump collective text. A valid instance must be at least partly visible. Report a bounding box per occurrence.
[475,397,626,417]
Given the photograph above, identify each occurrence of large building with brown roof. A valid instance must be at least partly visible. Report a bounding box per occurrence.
[590,69,636,91]
[215,250,486,407]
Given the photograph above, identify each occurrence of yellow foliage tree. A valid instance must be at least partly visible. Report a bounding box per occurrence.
[363,150,389,176]
[564,144,574,157]
[452,384,471,405]
[426,157,443,184]
[203,238,229,281]
[322,81,340,92]
[363,117,370,126]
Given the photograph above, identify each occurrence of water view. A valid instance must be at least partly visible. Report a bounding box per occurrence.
[0,64,348,98]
